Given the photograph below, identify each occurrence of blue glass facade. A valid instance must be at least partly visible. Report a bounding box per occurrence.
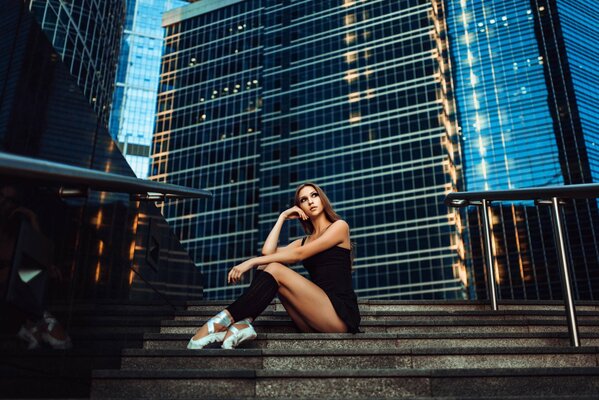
[109,0,187,178]
[154,0,466,300]
[556,1,599,183]
[447,0,562,191]
[447,0,599,299]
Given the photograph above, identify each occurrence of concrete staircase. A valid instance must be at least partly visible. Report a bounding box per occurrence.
[0,301,176,399]
[90,300,599,399]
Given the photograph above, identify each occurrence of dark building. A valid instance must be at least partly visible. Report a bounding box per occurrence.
[1,2,206,396]
[153,0,467,300]
[446,0,599,300]
[27,0,125,125]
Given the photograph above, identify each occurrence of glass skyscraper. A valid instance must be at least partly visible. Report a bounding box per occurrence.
[109,0,187,178]
[546,0,599,184]
[447,1,562,191]
[27,0,125,125]
[152,0,466,300]
[446,0,599,300]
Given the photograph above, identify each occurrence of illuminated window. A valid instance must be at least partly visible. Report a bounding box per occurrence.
[349,111,361,123]
[345,51,357,63]
[344,14,356,25]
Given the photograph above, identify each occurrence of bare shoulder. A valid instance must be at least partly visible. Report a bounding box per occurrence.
[331,219,349,231]
[330,220,350,249]
[328,220,350,239]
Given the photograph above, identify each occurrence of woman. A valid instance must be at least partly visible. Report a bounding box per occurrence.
[188,182,360,349]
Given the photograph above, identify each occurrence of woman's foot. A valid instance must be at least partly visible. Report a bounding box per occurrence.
[40,311,72,350]
[222,318,257,349]
[187,310,232,350]
[17,321,41,350]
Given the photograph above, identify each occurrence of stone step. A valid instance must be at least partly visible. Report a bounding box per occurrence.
[49,327,159,337]
[1,347,122,375]
[61,316,168,325]
[119,346,599,370]
[159,318,599,335]
[47,300,599,316]
[1,365,92,398]
[48,307,176,316]
[185,301,599,312]
[173,309,599,322]
[42,310,599,328]
[88,396,599,400]
[92,397,597,400]
[142,332,599,350]
[45,309,599,326]
[3,332,145,351]
[90,367,599,399]
[49,303,178,314]
[45,326,161,336]
[48,299,599,309]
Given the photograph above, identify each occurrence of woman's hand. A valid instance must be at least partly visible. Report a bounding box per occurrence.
[281,206,308,221]
[227,259,255,284]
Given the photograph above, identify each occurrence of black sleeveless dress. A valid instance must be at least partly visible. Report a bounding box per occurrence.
[301,237,361,333]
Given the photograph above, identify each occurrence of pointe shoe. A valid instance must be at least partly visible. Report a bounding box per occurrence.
[187,310,231,350]
[187,330,226,349]
[40,311,72,350]
[17,325,40,350]
[222,318,257,349]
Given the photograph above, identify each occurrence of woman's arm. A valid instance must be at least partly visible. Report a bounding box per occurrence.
[229,220,349,283]
[261,206,308,255]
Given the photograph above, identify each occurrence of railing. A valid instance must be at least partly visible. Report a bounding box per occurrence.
[0,151,211,200]
[446,183,599,347]
[0,151,211,307]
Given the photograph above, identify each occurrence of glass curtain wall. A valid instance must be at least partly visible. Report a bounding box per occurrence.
[154,0,466,300]
[446,0,599,300]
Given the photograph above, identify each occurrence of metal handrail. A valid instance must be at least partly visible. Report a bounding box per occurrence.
[445,183,599,347]
[445,183,599,205]
[0,151,210,309]
[0,151,211,200]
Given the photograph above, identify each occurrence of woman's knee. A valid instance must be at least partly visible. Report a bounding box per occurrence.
[263,262,286,275]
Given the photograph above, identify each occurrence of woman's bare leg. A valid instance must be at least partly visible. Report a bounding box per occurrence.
[278,294,316,333]
[223,287,316,340]
[222,286,317,339]
[263,263,347,333]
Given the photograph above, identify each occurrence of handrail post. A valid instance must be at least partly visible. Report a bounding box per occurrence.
[550,197,580,347]
[446,186,598,344]
[480,199,498,311]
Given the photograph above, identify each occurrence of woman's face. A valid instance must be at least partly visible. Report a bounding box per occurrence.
[297,186,322,218]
